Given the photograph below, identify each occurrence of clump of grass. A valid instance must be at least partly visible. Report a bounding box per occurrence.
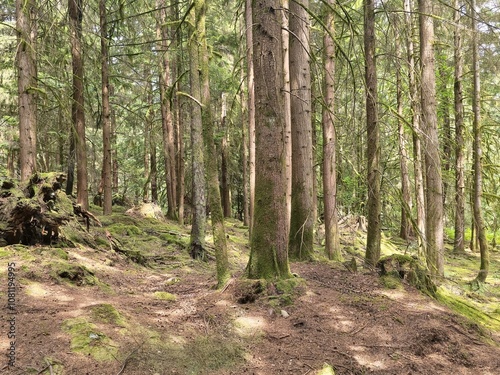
[90,303,126,326]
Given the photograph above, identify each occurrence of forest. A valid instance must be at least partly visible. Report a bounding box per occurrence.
[0,0,500,374]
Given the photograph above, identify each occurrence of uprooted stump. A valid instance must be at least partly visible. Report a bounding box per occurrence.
[0,173,100,247]
[376,254,437,296]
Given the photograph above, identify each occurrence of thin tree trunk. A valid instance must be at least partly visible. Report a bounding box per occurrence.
[404,0,426,256]
[196,0,230,286]
[281,0,292,230]
[220,93,231,218]
[247,0,291,279]
[289,0,314,260]
[245,0,255,236]
[364,0,381,267]
[322,0,342,261]
[188,2,207,260]
[471,0,489,283]
[17,0,37,182]
[453,0,466,254]
[158,0,178,219]
[419,0,444,277]
[69,0,88,209]
[240,58,250,226]
[100,0,112,215]
[394,16,412,241]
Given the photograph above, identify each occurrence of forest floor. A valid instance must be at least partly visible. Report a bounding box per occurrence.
[1,206,500,375]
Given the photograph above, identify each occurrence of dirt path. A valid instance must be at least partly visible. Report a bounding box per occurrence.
[1,246,500,375]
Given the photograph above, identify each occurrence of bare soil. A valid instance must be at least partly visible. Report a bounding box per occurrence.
[1,219,499,375]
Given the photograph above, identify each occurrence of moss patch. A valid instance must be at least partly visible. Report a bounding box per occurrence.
[90,304,126,326]
[50,261,98,286]
[62,317,119,361]
[153,291,177,301]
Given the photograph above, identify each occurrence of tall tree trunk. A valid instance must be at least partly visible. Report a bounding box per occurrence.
[247,0,291,279]
[289,0,314,260]
[453,0,466,254]
[220,93,231,218]
[394,14,412,241]
[151,138,158,203]
[68,0,88,209]
[364,0,381,267]
[471,0,489,283]
[240,57,250,226]
[281,0,292,230]
[404,0,426,256]
[100,0,112,215]
[172,0,184,225]
[197,0,230,286]
[322,0,342,261]
[245,0,255,236]
[188,1,207,260]
[158,0,178,219]
[419,0,444,277]
[17,0,37,182]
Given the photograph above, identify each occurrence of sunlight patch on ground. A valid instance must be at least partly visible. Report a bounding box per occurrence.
[24,281,50,298]
[233,315,266,337]
[69,252,117,273]
[328,317,355,333]
[350,349,388,370]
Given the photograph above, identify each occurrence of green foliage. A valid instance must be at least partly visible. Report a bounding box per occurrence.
[153,291,177,301]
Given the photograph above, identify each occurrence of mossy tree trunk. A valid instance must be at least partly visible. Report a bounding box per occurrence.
[246,0,291,280]
[364,0,382,267]
[197,0,230,286]
[453,0,466,255]
[419,0,444,277]
[289,0,315,261]
[99,0,112,215]
[471,0,489,282]
[322,0,342,262]
[188,1,207,260]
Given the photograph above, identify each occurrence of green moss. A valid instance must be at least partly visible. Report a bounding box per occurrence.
[62,317,118,361]
[90,304,126,326]
[50,261,98,286]
[436,287,500,333]
[380,275,403,290]
[153,291,177,301]
[316,363,335,375]
[107,223,142,236]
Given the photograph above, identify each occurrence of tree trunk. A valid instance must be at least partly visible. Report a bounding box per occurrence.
[364,0,381,267]
[100,0,112,215]
[247,0,291,279]
[220,93,231,218]
[453,0,466,254]
[394,15,412,241]
[196,0,230,286]
[158,0,178,220]
[404,0,426,256]
[322,0,342,261]
[419,0,444,277]
[68,0,88,210]
[16,0,37,182]
[281,0,292,232]
[245,0,255,236]
[289,0,314,260]
[188,1,207,260]
[240,58,250,226]
[471,0,489,283]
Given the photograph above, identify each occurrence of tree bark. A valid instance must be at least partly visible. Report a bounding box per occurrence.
[364,0,381,267]
[220,93,231,218]
[289,0,314,260]
[322,0,342,261]
[245,0,255,236]
[100,0,112,215]
[188,1,207,260]
[247,0,291,279]
[197,0,230,286]
[16,0,37,182]
[68,0,88,210]
[404,0,426,256]
[471,0,489,282]
[419,0,444,277]
[453,0,466,254]
[158,0,178,220]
